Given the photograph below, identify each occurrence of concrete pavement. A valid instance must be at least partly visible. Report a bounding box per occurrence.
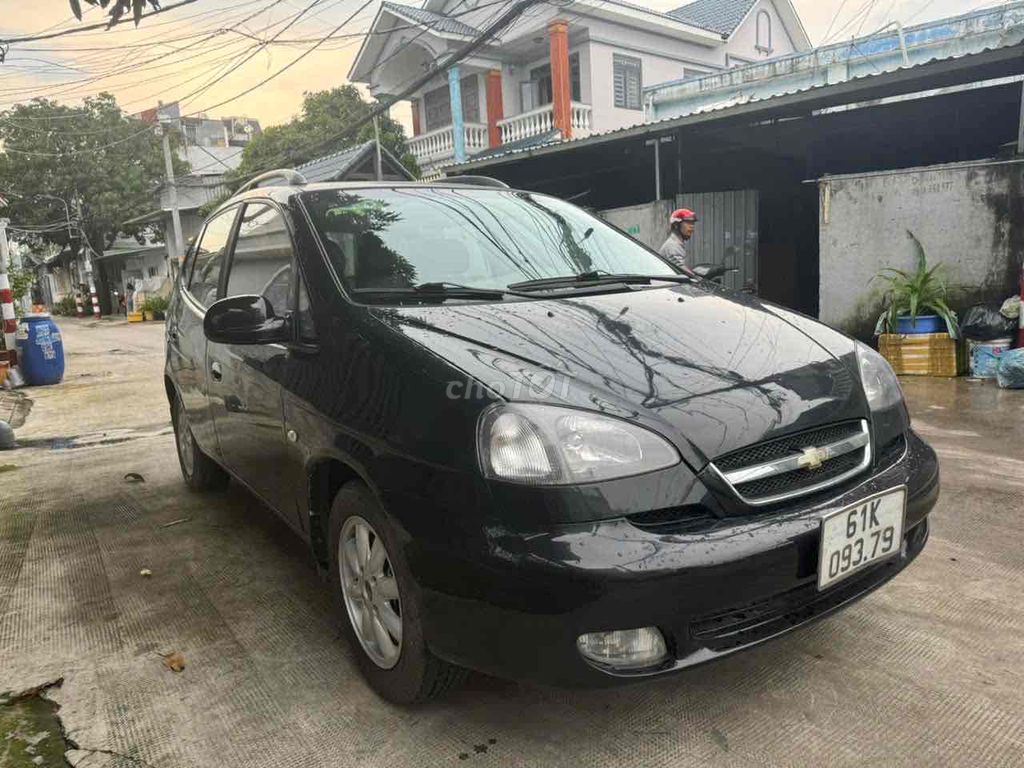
[1,317,1023,767]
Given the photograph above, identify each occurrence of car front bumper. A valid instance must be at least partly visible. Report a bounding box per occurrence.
[415,429,939,688]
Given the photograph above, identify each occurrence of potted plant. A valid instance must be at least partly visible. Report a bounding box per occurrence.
[873,231,958,337]
[143,295,169,321]
[873,232,962,376]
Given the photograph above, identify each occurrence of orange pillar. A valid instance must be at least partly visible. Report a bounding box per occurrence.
[548,19,572,140]
[485,69,504,148]
[410,98,422,136]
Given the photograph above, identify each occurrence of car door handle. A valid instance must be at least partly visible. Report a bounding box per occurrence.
[210,361,223,381]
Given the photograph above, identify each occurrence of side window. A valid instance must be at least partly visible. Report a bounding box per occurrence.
[188,208,236,308]
[613,54,642,110]
[226,203,294,317]
[297,275,317,343]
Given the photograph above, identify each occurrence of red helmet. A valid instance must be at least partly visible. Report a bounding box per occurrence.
[670,208,698,223]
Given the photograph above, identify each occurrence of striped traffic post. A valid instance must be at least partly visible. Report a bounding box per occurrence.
[0,218,17,359]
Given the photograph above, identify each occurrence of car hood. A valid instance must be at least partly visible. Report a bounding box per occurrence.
[373,284,867,468]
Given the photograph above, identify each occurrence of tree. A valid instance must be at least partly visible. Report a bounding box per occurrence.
[0,93,184,312]
[233,86,418,185]
[68,0,161,27]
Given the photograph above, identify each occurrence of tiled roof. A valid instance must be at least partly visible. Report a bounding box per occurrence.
[381,2,480,37]
[667,0,757,36]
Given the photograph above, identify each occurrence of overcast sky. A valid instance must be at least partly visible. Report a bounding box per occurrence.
[0,0,1002,130]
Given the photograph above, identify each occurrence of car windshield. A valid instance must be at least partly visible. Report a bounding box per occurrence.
[300,187,677,298]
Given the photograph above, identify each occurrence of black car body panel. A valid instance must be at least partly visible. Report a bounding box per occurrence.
[164,182,939,689]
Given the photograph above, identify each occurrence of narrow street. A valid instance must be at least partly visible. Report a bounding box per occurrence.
[2,318,1023,768]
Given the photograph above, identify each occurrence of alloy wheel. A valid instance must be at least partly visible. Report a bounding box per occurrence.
[339,515,403,669]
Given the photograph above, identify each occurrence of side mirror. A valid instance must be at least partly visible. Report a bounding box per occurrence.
[204,295,290,345]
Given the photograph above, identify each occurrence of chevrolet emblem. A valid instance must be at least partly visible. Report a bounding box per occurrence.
[797,446,829,471]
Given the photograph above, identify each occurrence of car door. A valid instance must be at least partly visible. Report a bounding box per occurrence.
[206,201,299,522]
[168,205,240,457]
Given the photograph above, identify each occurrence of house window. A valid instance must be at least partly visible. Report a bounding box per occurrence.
[613,54,642,110]
[756,11,772,53]
[422,76,480,132]
[527,52,581,110]
[148,267,158,278]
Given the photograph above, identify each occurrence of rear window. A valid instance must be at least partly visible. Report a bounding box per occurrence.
[300,188,675,298]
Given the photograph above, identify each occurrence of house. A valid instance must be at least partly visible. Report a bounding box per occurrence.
[349,0,810,177]
[294,140,416,182]
[439,2,1024,336]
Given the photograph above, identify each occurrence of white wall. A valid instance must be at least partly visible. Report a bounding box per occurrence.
[819,161,1022,337]
[725,0,798,62]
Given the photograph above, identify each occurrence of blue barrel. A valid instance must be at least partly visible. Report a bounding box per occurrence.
[16,314,65,386]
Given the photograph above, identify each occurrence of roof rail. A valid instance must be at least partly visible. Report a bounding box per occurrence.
[440,175,509,189]
[235,168,308,194]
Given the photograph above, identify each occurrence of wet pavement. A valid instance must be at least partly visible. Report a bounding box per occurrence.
[1,318,1023,767]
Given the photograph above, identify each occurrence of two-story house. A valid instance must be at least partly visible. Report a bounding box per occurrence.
[349,0,810,177]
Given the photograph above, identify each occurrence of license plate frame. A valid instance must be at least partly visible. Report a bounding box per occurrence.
[817,487,907,590]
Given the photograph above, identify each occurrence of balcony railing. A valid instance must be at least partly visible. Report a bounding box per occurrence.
[498,102,592,144]
[408,123,488,166]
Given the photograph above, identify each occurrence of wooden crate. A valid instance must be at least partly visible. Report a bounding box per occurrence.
[878,333,963,377]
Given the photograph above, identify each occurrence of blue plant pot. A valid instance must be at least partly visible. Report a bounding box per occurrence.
[896,314,945,334]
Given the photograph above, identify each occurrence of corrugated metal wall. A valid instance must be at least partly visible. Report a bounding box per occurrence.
[677,191,759,292]
[598,200,674,251]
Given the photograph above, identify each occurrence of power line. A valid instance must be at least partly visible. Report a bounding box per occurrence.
[0,0,204,45]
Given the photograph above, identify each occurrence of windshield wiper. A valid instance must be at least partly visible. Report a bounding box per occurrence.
[350,282,539,302]
[508,271,693,293]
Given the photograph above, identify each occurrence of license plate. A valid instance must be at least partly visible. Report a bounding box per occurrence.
[818,487,906,590]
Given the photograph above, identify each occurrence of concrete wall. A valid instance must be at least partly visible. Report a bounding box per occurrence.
[599,200,673,251]
[819,159,1024,337]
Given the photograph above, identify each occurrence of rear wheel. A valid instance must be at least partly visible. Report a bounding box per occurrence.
[172,393,228,491]
[329,481,466,703]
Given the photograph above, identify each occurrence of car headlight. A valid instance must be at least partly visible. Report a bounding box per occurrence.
[478,404,680,485]
[856,342,904,411]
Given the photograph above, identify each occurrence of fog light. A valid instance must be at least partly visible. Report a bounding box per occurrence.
[577,627,668,670]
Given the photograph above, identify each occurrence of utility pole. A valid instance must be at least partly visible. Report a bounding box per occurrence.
[373,116,384,181]
[0,219,17,355]
[157,123,185,263]
[75,200,101,320]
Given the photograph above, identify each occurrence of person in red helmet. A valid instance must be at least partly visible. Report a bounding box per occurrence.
[659,208,697,270]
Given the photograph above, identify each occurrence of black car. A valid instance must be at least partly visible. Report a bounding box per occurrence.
[165,172,939,704]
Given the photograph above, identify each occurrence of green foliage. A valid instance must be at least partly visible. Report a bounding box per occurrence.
[6,267,33,304]
[230,86,419,186]
[52,295,79,316]
[142,295,169,318]
[873,231,959,338]
[0,94,183,258]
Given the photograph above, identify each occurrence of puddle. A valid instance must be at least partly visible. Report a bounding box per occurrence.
[16,424,173,451]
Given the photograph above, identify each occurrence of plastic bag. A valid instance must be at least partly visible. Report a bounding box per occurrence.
[959,303,1017,340]
[1000,295,1020,320]
[996,348,1024,389]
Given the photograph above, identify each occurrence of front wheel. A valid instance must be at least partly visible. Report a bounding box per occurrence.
[329,482,466,703]
[172,392,228,491]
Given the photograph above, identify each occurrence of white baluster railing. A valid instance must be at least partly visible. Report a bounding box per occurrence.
[498,102,592,143]
[570,102,593,137]
[408,123,490,167]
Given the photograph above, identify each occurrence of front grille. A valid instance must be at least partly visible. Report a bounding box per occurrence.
[627,506,720,534]
[711,420,871,506]
[715,421,863,472]
[734,450,864,500]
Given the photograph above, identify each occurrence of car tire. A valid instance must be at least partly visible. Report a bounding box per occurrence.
[172,392,229,492]
[328,481,467,704]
